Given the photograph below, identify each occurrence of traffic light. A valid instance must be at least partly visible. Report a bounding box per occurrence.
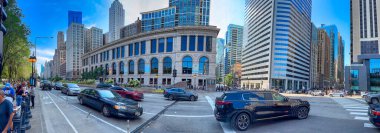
[173,69,177,77]
[0,0,8,34]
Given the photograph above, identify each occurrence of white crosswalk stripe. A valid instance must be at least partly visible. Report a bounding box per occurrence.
[331,97,377,128]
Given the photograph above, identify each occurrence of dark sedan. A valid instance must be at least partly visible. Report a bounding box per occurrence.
[163,88,198,101]
[77,88,143,118]
[369,104,380,127]
[109,86,144,101]
[54,82,64,90]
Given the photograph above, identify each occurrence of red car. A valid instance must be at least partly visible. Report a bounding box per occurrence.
[109,86,144,101]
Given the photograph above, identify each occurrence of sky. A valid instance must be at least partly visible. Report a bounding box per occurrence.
[17,0,350,75]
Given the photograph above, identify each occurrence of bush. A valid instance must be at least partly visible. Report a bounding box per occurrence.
[78,79,95,85]
[128,80,140,87]
[105,79,114,84]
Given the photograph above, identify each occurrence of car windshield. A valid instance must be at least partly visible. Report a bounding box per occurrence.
[124,88,133,91]
[68,84,79,88]
[98,90,120,98]
[56,82,62,85]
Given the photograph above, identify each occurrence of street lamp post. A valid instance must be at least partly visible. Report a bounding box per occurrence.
[32,36,53,87]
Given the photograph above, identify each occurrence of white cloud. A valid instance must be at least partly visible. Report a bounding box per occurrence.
[36,49,55,57]
[85,23,97,29]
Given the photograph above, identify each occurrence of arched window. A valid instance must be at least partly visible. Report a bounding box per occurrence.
[151,58,159,74]
[100,65,103,75]
[199,56,209,75]
[163,57,172,74]
[119,61,124,74]
[128,60,135,74]
[138,59,145,74]
[182,56,192,74]
[112,62,116,75]
[105,64,109,75]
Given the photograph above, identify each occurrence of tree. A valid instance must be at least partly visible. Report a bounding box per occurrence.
[1,0,31,80]
[224,74,233,87]
[128,80,140,87]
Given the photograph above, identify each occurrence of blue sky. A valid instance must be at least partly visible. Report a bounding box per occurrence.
[18,0,350,74]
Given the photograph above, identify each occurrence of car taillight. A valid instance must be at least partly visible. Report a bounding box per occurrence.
[372,110,380,116]
[216,100,232,105]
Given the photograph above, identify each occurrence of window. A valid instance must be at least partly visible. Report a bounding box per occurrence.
[112,48,115,59]
[182,56,192,74]
[272,93,286,101]
[199,56,209,75]
[106,51,109,60]
[350,70,359,78]
[181,36,187,51]
[121,46,125,58]
[112,62,116,75]
[119,61,124,74]
[151,58,159,74]
[138,59,145,74]
[141,41,146,55]
[206,36,212,52]
[197,36,204,51]
[189,35,195,51]
[159,38,165,53]
[242,93,265,101]
[128,60,134,74]
[167,37,173,52]
[117,47,120,58]
[105,64,109,75]
[163,57,172,74]
[129,44,133,56]
[135,42,140,55]
[151,39,157,53]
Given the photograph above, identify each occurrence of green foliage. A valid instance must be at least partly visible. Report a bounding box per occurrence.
[1,0,32,80]
[105,79,114,84]
[224,74,233,87]
[50,75,63,82]
[128,80,140,87]
[78,79,95,85]
[81,67,104,80]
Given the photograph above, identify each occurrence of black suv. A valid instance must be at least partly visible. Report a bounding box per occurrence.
[214,91,310,131]
[40,80,53,90]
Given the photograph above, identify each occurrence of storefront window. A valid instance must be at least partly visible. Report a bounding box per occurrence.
[370,59,380,91]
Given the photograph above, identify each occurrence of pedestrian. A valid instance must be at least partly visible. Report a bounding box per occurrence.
[2,83,15,104]
[29,85,35,109]
[0,90,15,133]
[15,84,25,106]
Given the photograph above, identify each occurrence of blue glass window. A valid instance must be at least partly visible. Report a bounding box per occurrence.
[121,46,125,58]
[275,48,288,51]
[181,36,187,51]
[182,56,192,74]
[151,39,157,53]
[369,59,380,91]
[117,47,120,58]
[275,53,287,56]
[129,44,133,56]
[199,56,209,75]
[197,36,204,51]
[138,59,145,74]
[112,62,116,75]
[275,43,288,46]
[163,57,172,74]
[274,63,287,66]
[274,58,287,61]
[112,49,115,59]
[106,51,109,60]
[276,28,289,32]
[159,38,165,53]
[119,61,124,74]
[151,58,159,74]
[105,64,109,75]
[189,36,196,51]
[128,60,134,74]
[275,38,288,41]
[167,37,173,52]
[135,42,140,55]
[141,41,146,55]
[206,36,212,52]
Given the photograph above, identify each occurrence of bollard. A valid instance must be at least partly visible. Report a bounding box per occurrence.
[21,100,31,131]
[127,120,130,133]
[26,96,33,118]
[20,101,27,133]
[12,107,22,133]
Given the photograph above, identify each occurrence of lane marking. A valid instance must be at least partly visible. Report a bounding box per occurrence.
[354,116,369,121]
[45,92,78,133]
[364,123,378,128]
[350,112,368,116]
[205,96,236,133]
[48,92,128,133]
[346,109,368,112]
[344,106,368,109]
[162,114,214,118]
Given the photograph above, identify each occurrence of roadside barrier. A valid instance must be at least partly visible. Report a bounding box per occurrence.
[12,96,33,133]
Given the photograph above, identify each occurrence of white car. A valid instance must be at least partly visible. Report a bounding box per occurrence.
[329,92,344,97]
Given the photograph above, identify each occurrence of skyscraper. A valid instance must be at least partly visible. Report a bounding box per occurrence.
[310,23,319,89]
[109,0,125,42]
[317,29,331,89]
[66,23,84,79]
[242,0,312,90]
[216,38,225,82]
[68,11,82,26]
[85,27,103,53]
[57,31,66,78]
[225,24,243,75]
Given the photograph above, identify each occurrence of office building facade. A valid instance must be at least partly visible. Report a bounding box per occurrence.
[216,38,225,82]
[109,0,125,42]
[120,18,142,38]
[85,27,103,53]
[66,23,85,79]
[317,29,332,89]
[225,24,243,75]
[310,23,319,89]
[68,11,82,26]
[242,0,312,90]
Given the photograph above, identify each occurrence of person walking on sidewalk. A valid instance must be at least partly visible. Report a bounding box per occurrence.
[29,85,35,109]
[0,90,15,133]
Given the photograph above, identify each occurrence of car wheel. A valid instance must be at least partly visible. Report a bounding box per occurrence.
[372,98,379,104]
[102,106,111,117]
[340,95,344,97]
[297,107,309,119]
[79,98,84,105]
[231,113,250,131]
[169,95,174,101]
[190,96,195,101]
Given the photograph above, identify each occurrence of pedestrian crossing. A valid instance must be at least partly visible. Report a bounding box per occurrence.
[332,98,377,128]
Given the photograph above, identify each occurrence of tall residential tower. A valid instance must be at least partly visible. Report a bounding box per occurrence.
[109,0,125,42]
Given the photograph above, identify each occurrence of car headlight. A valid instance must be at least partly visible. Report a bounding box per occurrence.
[138,103,142,108]
[114,105,126,110]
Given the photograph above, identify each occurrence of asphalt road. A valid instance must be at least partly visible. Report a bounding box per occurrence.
[31,89,380,133]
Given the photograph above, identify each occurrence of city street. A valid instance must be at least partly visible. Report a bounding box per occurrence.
[29,88,380,133]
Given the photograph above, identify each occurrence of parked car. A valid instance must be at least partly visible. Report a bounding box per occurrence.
[214,90,310,131]
[108,86,144,101]
[54,82,64,90]
[61,83,81,96]
[365,93,380,104]
[362,91,378,99]
[96,83,114,88]
[369,103,380,127]
[40,80,52,90]
[163,88,198,101]
[77,88,143,118]
[310,90,324,96]
[329,92,344,97]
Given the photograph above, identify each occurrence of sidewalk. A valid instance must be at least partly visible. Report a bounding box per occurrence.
[29,88,47,133]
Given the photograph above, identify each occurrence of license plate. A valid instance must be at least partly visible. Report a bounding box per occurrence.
[135,112,141,116]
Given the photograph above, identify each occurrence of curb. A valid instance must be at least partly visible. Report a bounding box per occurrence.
[132,100,178,133]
